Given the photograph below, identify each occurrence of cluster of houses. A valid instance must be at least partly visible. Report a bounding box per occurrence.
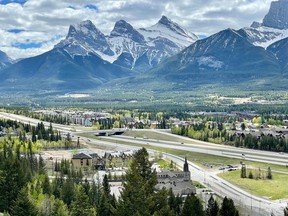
[72,151,196,196]
[33,110,111,127]
[71,150,134,170]
[234,128,288,139]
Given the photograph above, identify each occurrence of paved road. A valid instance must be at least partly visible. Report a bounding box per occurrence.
[0,112,286,215]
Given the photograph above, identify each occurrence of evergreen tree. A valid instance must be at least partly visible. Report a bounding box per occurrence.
[206,196,219,216]
[10,187,38,216]
[42,174,51,195]
[38,154,46,175]
[267,167,272,180]
[0,153,26,212]
[89,180,100,207]
[248,170,254,179]
[98,193,111,216]
[220,196,239,216]
[150,188,174,215]
[181,194,204,216]
[70,185,96,216]
[241,164,246,178]
[118,148,157,216]
[102,174,110,196]
[51,199,69,216]
[61,177,75,206]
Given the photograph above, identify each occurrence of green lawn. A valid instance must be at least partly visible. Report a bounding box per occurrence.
[218,170,288,200]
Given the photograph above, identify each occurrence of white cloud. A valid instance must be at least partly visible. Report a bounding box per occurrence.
[0,0,274,59]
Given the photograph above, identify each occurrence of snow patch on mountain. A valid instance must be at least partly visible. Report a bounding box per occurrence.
[241,26,288,48]
[197,57,224,69]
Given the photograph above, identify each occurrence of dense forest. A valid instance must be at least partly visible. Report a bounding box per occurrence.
[0,139,240,216]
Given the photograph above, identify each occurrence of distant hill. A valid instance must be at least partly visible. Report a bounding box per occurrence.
[0,48,133,91]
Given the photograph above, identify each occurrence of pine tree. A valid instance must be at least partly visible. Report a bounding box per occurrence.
[42,174,51,195]
[248,170,254,179]
[118,148,158,216]
[220,196,239,216]
[102,174,110,196]
[38,154,46,175]
[267,167,272,179]
[10,187,38,216]
[61,177,75,206]
[98,193,111,216]
[241,164,246,178]
[206,195,219,216]
[51,199,69,216]
[181,193,204,216]
[89,180,100,207]
[70,185,96,216]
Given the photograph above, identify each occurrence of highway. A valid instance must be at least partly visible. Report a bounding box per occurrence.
[0,111,287,215]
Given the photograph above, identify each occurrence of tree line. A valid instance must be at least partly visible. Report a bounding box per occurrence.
[172,123,288,153]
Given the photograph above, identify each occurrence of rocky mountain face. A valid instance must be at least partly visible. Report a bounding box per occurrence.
[0,50,12,70]
[56,16,198,72]
[240,0,288,48]
[263,0,288,29]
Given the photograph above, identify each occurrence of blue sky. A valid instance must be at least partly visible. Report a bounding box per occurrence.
[0,0,26,5]
[0,0,274,59]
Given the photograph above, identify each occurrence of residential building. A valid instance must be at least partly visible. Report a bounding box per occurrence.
[155,158,196,196]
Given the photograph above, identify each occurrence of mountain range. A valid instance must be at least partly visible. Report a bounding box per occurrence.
[0,16,197,91]
[0,0,288,94]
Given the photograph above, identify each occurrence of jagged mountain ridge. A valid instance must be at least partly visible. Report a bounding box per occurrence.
[56,16,198,72]
[0,50,12,70]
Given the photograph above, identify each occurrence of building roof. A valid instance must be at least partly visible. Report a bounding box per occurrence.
[72,153,92,159]
[89,153,99,158]
[155,181,196,196]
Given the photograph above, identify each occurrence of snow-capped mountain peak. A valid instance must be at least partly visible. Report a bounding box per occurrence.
[157,15,192,38]
[139,16,198,49]
[55,19,113,57]
[67,20,106,41]
[110,20,145,43]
